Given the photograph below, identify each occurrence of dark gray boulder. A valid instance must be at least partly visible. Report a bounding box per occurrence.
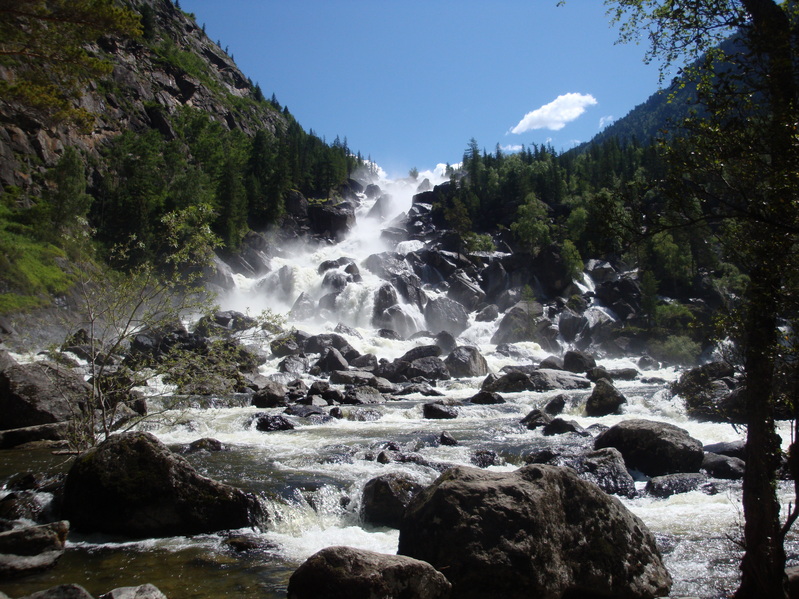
[490,301,550,346]
[645,473,709,498]
[342,386,385,405]
[0,422,70,449]
[308,202,356,241]
[0,352,89,430]
[287,546,451,599]
[527,369,591,391]
[703,440,745,460]
[289,292,316,321]
[468,391,505,405]
[447,270,486,311]
[671,361,739,423]
[399,345,442,362]
[520,408,552,430]
[62,432,264,537]
[360,473,425,529]
[313,347,349,374]
[481,369,589,394]
[329,370,379,387]
[423,402,458,420]
[481,371,530,393]
[444,346,489,378]
[544,394,567,415]
[424,296,470,337]
[474,304,499,322]
[407,356,450,381]
[398,464,671,599]
[585,378,627,417]
[251,379,288,408]
[562,349,596,373]
[702,452,746,479]
[529,447,636,497]
[390,272,425,310]
[542,418,589,437]
[594,419,704,477]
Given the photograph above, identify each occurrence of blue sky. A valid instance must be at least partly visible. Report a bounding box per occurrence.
[181,1,664,178]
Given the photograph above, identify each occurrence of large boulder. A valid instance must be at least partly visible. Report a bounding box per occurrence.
[0,352,90,430]
[562,349,596,373]
[398,464,671,599]
[360,473,425,529]
[481,369,589,394]
[444,346,489,378]
[308,202,356,241]
[62,432,264,537]
[585,378,627,416]
[671,361,742,422]
[287,546,451,599]
[490,301,547,346]
[447,270,486,311]
[528,447,636,497]
[406,356,450,381]
[594,419,704,476]
[424,296,470,336]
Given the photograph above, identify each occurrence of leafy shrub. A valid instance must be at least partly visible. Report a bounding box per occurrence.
[649,335,701,366]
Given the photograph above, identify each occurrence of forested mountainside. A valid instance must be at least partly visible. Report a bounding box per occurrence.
[0,0,764,369]
[0,0,360,313]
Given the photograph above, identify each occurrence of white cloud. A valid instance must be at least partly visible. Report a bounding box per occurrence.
[510,93,598,134]
[599,115,615,129]
[500,144,523,153]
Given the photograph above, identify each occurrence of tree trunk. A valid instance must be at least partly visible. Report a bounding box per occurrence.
[734,260,786,598]
[734,3,797,597]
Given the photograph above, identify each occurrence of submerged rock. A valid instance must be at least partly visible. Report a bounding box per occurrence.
[0,521,69,578]
[398,464,671,599]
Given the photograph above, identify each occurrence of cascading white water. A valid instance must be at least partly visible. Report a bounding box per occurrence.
[8,168,793,599]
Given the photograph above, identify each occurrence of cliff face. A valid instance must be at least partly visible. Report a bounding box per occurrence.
[0,0,283,199]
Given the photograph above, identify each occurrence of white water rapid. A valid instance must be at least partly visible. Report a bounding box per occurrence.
[4,169,797,599]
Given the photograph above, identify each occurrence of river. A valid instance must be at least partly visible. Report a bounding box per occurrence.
[1,172,797,598]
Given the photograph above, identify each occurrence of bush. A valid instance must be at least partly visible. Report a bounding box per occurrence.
[648,335,701,367]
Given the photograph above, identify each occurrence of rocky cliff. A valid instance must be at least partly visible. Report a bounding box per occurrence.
[0,0,282,199]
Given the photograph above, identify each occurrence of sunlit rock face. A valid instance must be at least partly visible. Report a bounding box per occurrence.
[398,464,672,599]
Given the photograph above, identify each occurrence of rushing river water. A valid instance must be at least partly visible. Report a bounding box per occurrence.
[2,173,798,598]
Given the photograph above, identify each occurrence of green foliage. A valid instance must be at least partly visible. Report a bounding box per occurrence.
[39,147,92,240]
[511,192,551,254]
[648,334,701,367]
[0,236,72,313]
[463,232,494,253]
[560,239,583,280]
[0,0,142,127]
[67,205,220,445]
[654,302,695,333]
